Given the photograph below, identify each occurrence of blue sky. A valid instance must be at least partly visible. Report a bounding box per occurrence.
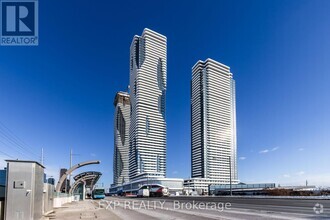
[0,0,330,187]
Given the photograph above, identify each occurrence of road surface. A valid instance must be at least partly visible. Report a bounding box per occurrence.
[97,196,330,219]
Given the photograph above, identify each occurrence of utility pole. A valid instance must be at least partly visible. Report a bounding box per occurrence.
[68,148,80,194]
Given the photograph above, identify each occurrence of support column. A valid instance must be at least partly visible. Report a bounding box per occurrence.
[82,181,86,201]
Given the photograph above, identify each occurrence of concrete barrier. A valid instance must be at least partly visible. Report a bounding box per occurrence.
[74,195,80,201]
[53,194,75,208]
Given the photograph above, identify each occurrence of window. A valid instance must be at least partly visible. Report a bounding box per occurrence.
[146,116,150,135]
[130,57,133,70]
[156,155,160,172]
[134,80,137,96]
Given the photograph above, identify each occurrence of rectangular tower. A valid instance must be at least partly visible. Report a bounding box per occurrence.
[129,28,167,180]
[113,92,130,185]
[59,168,69,193]
[191,58,237,183]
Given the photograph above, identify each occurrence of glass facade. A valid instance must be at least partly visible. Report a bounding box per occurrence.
[120,178,183,192]
[209,183,276,195]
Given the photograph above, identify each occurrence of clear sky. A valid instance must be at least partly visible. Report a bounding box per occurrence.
[0,0,329,187]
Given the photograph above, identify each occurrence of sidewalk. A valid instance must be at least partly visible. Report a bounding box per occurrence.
[46,200,120,220]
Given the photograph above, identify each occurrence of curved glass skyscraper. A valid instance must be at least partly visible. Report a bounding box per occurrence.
[129,28,167,180]
[113,92,130,185]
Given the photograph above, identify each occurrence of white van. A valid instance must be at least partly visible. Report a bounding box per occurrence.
[137,184,169,197]
[137,187,150,197]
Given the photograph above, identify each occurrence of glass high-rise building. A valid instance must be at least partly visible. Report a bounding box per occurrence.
[191,58,238,183]
[129,28,167,180]
[113,92,130,185]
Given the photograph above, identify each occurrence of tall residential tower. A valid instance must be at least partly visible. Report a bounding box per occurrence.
[190,58,238,185]
[129,28,167,180]
[113,92,130,185]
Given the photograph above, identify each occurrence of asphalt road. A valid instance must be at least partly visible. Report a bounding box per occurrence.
[148,196,330,215]
[101,196,330,219]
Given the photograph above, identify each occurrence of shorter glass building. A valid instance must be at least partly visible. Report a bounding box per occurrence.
[184,178,233,195]
[110,177,183,195]
[209,183,276,195]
